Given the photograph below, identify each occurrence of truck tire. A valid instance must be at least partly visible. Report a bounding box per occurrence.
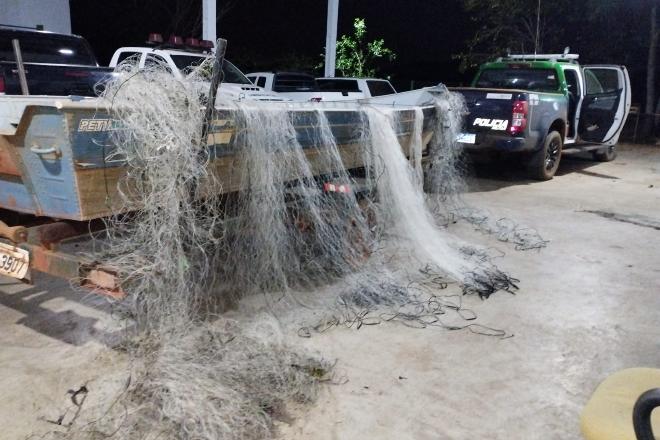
[592,145,617,162]
[528,130,563,180]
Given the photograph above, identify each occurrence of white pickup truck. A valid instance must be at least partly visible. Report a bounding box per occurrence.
[109,46,287,102]
[246,72,364,102]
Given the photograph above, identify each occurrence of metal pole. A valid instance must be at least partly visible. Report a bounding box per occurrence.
[203,0,217,46]
[12,39,29,95]
[324,0,339,77]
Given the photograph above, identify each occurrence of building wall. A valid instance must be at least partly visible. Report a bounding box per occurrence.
[0,0,71,34]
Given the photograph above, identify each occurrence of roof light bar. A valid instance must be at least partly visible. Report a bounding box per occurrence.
[168,35,183,45]
[147,33,164,44]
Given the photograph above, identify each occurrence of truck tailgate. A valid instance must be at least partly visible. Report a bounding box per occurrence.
[450,87,522,136]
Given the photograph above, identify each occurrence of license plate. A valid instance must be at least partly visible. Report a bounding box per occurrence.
[456,133,476,144]
[0,242,29,279]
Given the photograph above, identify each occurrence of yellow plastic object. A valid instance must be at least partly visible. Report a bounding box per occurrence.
[581,368,660,440]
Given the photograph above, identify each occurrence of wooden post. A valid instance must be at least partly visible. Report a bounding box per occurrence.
[12,39,29,95]
[202,38,227,142]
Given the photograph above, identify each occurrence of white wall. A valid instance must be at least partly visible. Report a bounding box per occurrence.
[0,0,71,34]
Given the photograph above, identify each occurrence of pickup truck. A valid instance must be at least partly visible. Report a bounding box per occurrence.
[0,26,116,134]
[452,53,631,179]
[0,26,113,97]
[110,43,286,102]
[0,26,113,96]
[245,71,363,102]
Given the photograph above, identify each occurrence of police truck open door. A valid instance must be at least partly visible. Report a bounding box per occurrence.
[577,65,631,145]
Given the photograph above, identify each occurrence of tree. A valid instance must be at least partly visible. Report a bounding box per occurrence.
[456,0,573,71]
[334,18,396,77]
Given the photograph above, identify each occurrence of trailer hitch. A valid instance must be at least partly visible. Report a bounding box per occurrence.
[0,220,27,243]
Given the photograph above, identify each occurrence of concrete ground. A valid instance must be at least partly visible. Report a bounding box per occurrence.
[2,143,659,439]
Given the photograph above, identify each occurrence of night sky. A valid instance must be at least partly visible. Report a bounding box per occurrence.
[69,0,652,100]
[70,0,475,89]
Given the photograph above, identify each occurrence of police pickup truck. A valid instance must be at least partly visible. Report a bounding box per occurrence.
[452,52,631,180]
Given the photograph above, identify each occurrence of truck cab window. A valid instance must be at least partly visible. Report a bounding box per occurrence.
[585,69,618,94]
[144,54,172,73]
[0,30,97,65]
[367,80,396,96]
[115,51,141,65]
[272,74,319,92]
[256,77,266,88]
[476,69,559,93]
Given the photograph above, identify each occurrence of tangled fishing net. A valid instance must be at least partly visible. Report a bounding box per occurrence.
[43,54,543,439]
[425,89,548,251]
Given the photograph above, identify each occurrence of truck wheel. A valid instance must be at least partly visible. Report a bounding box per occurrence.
[528,130,563,180]
[592,145,617,162]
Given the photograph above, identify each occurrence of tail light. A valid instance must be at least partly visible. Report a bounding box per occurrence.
[509,99,528,135]
[323,182,351,193]
[309,97,322,102]
[0,76,5,93]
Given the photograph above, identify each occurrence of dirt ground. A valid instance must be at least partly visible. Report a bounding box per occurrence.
[2,143,659,439]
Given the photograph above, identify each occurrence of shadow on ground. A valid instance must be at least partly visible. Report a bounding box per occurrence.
[0,273,124,347]
[464,151,619,193]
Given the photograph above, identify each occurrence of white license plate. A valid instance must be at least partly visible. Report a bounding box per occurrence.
[456,133,476,144]
[0,242,29,279]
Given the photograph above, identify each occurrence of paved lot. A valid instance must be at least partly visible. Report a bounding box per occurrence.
[2,143,659,439]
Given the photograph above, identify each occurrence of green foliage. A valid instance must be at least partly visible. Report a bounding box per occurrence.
[334,18,396,77]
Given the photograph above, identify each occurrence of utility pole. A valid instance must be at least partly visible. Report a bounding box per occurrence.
[203,0,216,47]
[645,1,657,116]
[324,0,339,77]
[534,0,541,55]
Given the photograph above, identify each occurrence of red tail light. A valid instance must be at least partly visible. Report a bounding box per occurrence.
[509,100,528,135]
[0,76,5,93]
[323,182,351,194]
[199,40,214,49]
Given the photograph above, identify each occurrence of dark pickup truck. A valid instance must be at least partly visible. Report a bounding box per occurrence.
[452,53,631,179]
[0,26,113,96]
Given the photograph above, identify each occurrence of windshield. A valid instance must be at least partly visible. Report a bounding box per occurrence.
[169,54,252,84]
[475,68,559,93]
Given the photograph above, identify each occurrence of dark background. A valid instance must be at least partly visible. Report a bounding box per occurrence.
[70,0,656,106]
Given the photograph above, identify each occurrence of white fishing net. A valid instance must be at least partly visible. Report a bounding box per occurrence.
[44,57,538,439]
